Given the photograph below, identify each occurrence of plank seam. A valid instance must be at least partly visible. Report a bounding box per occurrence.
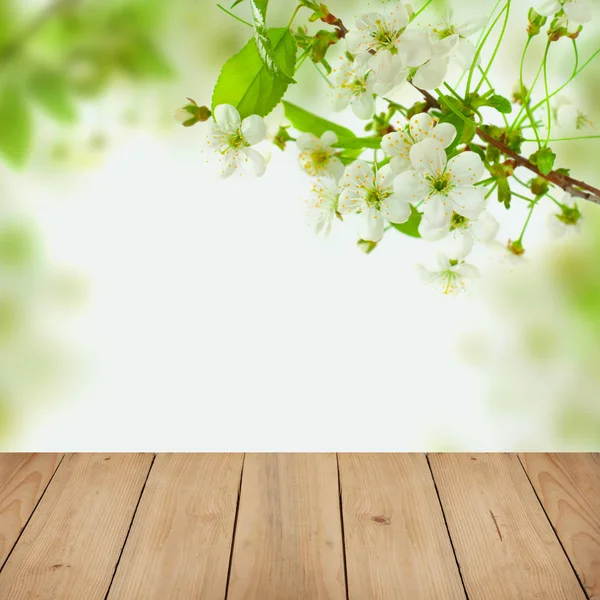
[335,454,350,600]
[425,454,470,600]
[102,453,157,600]
[0,453,66,574]
[223,453,246,600]
[516,454,590,600]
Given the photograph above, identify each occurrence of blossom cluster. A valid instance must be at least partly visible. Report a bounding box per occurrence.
[179,0,597,293]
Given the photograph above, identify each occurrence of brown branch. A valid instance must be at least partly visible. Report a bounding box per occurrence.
[414,85,600,206]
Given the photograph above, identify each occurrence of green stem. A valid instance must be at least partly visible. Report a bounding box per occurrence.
[485,182,499,199]
[543,41,552,147]
[523,134,600,142]
[288,4,303,29]
[217,4,253,27]
[476,66,509,127]
[473,0,511,95]
[466,1,509,97]
[410,0,434,22]
[517,197,539,242]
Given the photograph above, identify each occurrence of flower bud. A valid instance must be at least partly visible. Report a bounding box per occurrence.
[527,8,547,36]
[174,99,211,127]
[507,239,525,256]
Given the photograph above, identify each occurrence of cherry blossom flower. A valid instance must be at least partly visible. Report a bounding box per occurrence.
[207,104,267,177]
[532,0,592,24]
[412,14,486,90]
[346,5,431,94]
[381,114,457,173]
[305,179,339,236]
[297,131,344,180]
[393,138,486,228]
[417,254,480,294]
[419,208,500,258]
[553,98,593,131]
[338,161,411,242]
[330,59,375,120]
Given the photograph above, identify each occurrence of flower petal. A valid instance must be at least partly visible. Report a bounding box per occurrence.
[358,207,386,242]
[396,29,432,67]
[340,159,374,192]
[449,186,485,219]
[456,263,480,279]
[412,57,449,91]
[214,104,241,130]
[532,0,561,16]
[410,137,447,176]
[452,38,477,70]
[242,147,267,177]
[447,151,485,185]
[564,0,592,24]
[431,122,457,148]
[352,92,375,120]
[241,115,266,145]
[409,113,435,143]
[423,196,452,228]
[418,217,448,241]
[393,169,429,203]
[380,195,410,224]
[338,189,364,214]
[296,133,318,151]
[470,210,500,242]
[445,229,475,259]
[321,130,338,147]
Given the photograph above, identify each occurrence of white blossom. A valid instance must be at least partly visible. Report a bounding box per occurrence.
[330,59,375,120]
[305,179,339,236]
[553,98,593,131]
[532,0,592,24]
[207,104,267,177]
[297,131,344,180]
[382,114,457,173]
[419,208,500,258]
[412,14,486,90]
[547,191,582,237]
[394,138,486,228]
[338,161,411,242]
[417,254,480,294]
[346,6,431,94]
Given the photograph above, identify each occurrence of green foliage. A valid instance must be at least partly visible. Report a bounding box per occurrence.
[0,82,32,167]
[497,177,512,209]
[333,137,381,150]
[437,96,477,148]
[282,101,355,141]
[530,147,556,175]
[482,94,512,115]
[212,28,297,119]
[28,69,77,123]
[390,206,422,239]
[0,222,37,268]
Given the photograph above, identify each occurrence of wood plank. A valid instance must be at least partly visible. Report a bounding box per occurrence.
[106,453,243,600]
[0,453,153,600]
[226,453,346,600]
[338,453,466,600]
[521,453,600,600]
[0,454,63,569]
[429,453,586,600]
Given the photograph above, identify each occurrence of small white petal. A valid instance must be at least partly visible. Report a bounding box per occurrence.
[396,29,432,67]
[412,57,450,91]
[321,130,338,147]
[453,38,478,70]
[393,169,429,203]
[423,196,452,228]
[410,138,447,176]
[242,147,267,176]
[446,229,475,259]
[409,113,435,142]
[380,195,411,224]
[532,0,561,16]
[419,217,448,241]
[358,207,386,242]
[447,151,485,185]
[455,263,480,279]
[241,115,266,145]
[352,92,375,120]
[431,122,457,149]
[214,104,241,130]
[449,186,485,219]
[470,210,500,242]
[564,0,592,24]
[296,133,318,151]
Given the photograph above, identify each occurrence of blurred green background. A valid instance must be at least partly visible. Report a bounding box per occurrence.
[0,0,599,448]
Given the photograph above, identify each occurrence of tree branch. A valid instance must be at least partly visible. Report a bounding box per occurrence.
[414,85,600,206]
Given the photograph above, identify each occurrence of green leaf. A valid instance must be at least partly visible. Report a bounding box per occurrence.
[0,83,32,167]
[120,38,173,79]
[212,28,297,119]
[390,205,422,238]
[530,147,556,175]
[28,70,77,123]
[283,101,355,141]
[497,177,512,208]
[486,94,513,114]
[250,0,295,84]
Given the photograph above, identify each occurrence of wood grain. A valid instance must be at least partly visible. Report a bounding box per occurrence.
[0,453,153,600]
[339,453,466,600]
[0,454,63,569]
[226,453,346,600]
[521,453,600,600]
[429,453,586,600]
[106,453,243,600]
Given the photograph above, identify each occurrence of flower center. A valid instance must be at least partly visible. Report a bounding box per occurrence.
[365,186,390,210]
[372,21,402,52]
[310,149,331,168]
[434,25,457,39]
[227,130,247,150]
[450,212,469,230]
[429,172,453,195]
[349,77,368,94]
